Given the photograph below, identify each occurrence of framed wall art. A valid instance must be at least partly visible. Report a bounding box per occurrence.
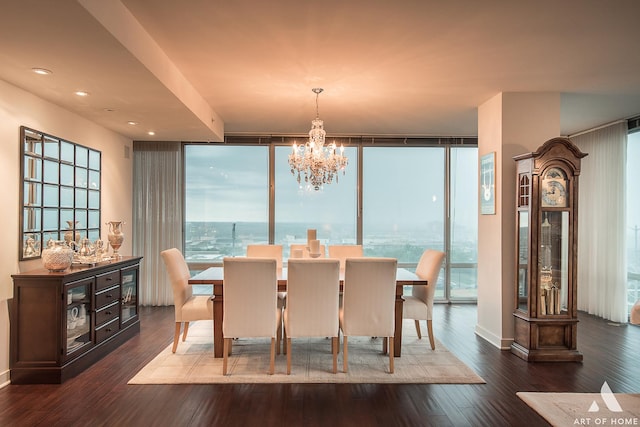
[480,152,495,215]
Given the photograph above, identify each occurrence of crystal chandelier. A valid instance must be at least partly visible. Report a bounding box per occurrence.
[289,88,348,190]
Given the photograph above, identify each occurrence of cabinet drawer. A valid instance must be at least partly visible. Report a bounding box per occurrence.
[95,302,119,327]
[96,271,120,291]
[95,286,121,310]
[95,318,120,344]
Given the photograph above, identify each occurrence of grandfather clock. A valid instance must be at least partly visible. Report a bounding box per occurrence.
[511,137,587,362]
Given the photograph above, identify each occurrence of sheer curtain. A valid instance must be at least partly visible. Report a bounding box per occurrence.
[133,141,183,306]
[572,122,628,322]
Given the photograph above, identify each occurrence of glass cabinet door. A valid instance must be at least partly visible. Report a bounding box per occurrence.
[121,267,138,324]
[65,280,92,355]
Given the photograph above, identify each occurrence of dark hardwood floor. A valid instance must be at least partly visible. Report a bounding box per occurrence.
[1,304,638,426]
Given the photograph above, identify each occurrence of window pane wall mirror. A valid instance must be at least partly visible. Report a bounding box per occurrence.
[19,126,101,260]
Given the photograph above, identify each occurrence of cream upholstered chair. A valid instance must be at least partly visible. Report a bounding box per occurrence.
[340,257,397,373]
[630,300,640,325]
[289,243,326,259]
[328,244,363,270]
[246,244,283,268]
[222,257,279,375]
[402,249,446,350]
[160,248,213,353]
[284,258,340,374]
[246,244,285,353]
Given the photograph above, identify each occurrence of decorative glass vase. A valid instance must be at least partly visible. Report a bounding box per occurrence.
[107,221,125,258]
[41,240,74,272]
[64,220,81,245]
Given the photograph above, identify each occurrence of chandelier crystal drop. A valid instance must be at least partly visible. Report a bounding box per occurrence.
[288,88,348,190]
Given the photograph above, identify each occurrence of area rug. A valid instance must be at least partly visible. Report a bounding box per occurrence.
[128,320,485,384]
[517,390,640,426]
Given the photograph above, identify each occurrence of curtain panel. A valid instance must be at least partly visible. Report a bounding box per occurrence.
[133,141,183,306]
[572,122,628,323]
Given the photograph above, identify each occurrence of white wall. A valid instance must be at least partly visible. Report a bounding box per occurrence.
[476,93,505,346]
[0,79,133,387]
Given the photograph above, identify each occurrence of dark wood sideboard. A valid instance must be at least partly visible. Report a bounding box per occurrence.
[10,256,142,384]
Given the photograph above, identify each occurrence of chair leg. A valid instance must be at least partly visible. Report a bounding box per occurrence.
[223,338,231,375]
[427,320,435,350]
[343,336,349,373]
[382,337,388,355]
[182,321,190,341]
[332,337,338,374]
[276,317,282,355]
[414,320,422,339]
[283,327,288,354]
[269,337,276,375]
[388,337,394,374]
[172,322,181,353]
[286,338,292,375]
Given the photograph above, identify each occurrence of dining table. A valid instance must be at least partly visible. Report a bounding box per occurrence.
[188,266,427,358]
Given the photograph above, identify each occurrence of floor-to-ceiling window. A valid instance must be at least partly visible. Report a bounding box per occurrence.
[274,146,358,258]
[450,147,479,300]
[362,146,446,296]
[184,145,269,264]
[627,129,640,315]
[183,138,478,301]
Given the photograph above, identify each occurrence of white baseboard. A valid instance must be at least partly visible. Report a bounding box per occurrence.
[0,369,10,388]
[474,324,513,350]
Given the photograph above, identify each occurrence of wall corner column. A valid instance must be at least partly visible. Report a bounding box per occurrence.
[475,92,560,349]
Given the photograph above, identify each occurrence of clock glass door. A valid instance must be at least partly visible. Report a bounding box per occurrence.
[517,211,529,312]
[538,210,569,316]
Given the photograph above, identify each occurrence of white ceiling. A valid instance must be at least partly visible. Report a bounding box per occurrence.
[1,0,639,142]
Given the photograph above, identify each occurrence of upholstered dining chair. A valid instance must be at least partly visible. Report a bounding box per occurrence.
[340,257,397,374]
[246,244,283,268]
[222,257,279,375]
[160,248,213,353]
[289,243,326,259]
[402,249,446,350]
[246,244,285,353]
[283,258,340,374]
[328,244,363,271]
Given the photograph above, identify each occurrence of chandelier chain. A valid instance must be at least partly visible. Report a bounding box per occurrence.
[313,87,322,118]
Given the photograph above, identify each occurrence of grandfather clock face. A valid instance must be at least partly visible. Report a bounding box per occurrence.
[541,167,568,207]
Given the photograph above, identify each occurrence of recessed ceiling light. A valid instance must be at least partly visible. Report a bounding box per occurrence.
[104,108,115,112]
[75,91,89,97]
[148,131,155,136]
[32,68,52,75]
[127,121,138,126]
